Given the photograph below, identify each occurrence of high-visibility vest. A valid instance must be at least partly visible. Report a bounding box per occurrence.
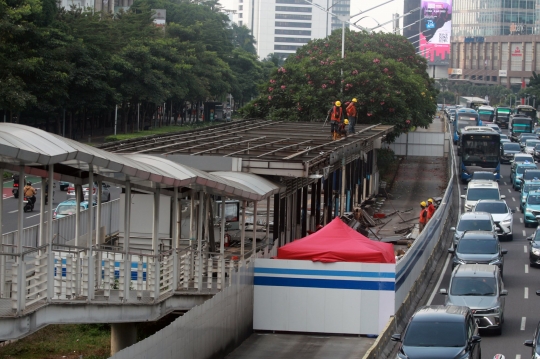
[346,102,357,117]
[427,204,436,219]
[331,106,343,122]
[419,208,428,224]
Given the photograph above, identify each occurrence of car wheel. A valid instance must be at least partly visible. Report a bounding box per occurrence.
[493,325,502,336]
[525,222,530,228]
[107,193,111,202]
[507,234,513,241]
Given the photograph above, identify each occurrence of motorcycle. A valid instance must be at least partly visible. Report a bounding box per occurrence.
[12,182,19,199]
[23,196,35,212]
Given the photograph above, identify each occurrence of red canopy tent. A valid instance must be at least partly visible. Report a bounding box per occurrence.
[277,217,395,263]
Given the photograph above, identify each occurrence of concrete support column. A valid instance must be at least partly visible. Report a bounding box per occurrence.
[123,180,131,300]
[286,195,292,243]
[327,172,333,224]
[196,191,204,290]
[310,183,316,232]
[172,187,179,291]
[279,196,285,247]
[240,200,246,259]
[315,179,321,227]
[152,189,160,254]
[340,161,346,216]
[266,199,271,247]
[87,166,94,300]
[272,194,279,246]
[38,177,46,247]
[295,189,301,239]
[110,323,137,356]
[46,166,54,300]
[220,197,226,254]
[190,195,195,241]
[96,179,102,289]
[301,186,308,237]
[252,201,257,255]
[17,167,24,253]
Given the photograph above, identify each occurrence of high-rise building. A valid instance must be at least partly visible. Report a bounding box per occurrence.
[237,0,349,60]
[448,0,539,89]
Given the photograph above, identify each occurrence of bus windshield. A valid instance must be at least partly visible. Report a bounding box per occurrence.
[457,115,478,133]
[462,134,500,166]
[513,118,533,133]
[478,109,495,123]
[516,107,537,121]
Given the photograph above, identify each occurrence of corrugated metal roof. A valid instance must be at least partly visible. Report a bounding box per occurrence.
[0,124,280,201]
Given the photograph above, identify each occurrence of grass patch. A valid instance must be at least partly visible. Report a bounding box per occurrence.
[104,122,219,142]
[0,324,110,359]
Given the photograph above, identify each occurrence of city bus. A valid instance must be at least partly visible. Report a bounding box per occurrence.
[477,105,495,123]
[515,105,537,124]
[495,107,512,128]
[453,108,482,144]
[460,129,501,183]
[510,114,534,141]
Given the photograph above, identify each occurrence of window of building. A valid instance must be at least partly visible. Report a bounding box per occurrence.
[275,29,311,35]
[275,21,311,28]
[275,14,311,20]
[274,45,302,50]
[492,76,497,82]
[536,43,540,70]
[238,20,243,26]
[239,5,243,10]
[275,6,311,12]
[501,43,508,70]
[238,13,243,18]
[525,43,533,71]
[274,37,310,43]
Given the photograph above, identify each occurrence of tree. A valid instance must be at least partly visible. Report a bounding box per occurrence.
[239,29,438,140]
[230,23,256,54]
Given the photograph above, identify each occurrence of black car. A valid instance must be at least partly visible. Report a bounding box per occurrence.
[449,231,507,275]
[527,228,540,265]
[500,142,522,164]
[524,320,540,358]
[392,305,481,359]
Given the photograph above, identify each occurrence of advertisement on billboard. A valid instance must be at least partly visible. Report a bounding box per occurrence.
[419,0,452,65]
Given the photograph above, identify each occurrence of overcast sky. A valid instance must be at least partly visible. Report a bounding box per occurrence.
[220,0,406,33]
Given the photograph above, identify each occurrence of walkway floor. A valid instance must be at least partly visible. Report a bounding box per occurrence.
[225,333,375,359]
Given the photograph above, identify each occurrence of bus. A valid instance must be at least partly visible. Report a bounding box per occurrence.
[459,96,489,110]
[495,107,512,128]
[460,129,501,183]
[477,105,495,123]
[515,105,537,123]
[453,108,482,144]
[510,115,534,141]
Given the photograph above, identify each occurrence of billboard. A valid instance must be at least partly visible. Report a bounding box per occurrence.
[419,0,452,65]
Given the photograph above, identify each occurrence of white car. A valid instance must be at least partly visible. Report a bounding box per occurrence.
[461,180,505,212]
[524,139,540,155]
[472,199,514,240]
[67,182,111,202]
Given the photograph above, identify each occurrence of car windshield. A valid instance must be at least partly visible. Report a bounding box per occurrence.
[57,204,79,215]
[450,277,496,296]
[403,321,466,347]
[526,140,540,147]
[515,156,533,163]
[474,202,507,214]
[466,188,499,201]
[457,238,498,254]
[527,195,540,205]
[523,171,540,180]
[471,173,495,180]
[457,219,493,231]
[503,143,520,151]
[517,166,537,175]
[500,134,509,139]
[520,136,536,143]
[535,144,540,151]
[524,184,540,193]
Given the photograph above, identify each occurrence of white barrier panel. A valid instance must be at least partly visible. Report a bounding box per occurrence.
[386,132,447,157]
[253,258,395,335]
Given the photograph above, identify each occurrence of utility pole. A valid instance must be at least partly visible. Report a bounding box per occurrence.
[114,105,118,136]
[392,13,399,34]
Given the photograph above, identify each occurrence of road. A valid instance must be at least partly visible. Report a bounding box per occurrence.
[429,125,539,359]
[0,179,121,234]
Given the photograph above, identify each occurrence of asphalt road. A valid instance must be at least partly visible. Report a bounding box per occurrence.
[429,126,539,359]
[1,180,121,234]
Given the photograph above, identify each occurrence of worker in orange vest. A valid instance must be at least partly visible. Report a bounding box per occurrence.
[328,101,344,140]
[346,98,357,133]
[419,201,428,232]
[426,198,436,221]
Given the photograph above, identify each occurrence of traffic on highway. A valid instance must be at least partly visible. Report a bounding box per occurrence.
[392,105,540,359]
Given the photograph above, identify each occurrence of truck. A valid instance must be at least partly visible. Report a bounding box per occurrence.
[459,96,489,111]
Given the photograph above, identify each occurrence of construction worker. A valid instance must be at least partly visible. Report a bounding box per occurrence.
[419,201,428,232]
[427,198,436,220]
[328,101,344,140]
[337,119,349,139]
[346,98,358,133]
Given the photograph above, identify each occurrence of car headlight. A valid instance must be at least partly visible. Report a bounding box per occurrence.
[489,258,502,265]
[454,258,467,265]
[480,306,501,314]
[501,216,512,224]
[532,248,540,256]
[527,208,533,213]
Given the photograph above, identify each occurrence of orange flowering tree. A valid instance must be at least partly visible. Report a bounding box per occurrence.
[239,29,438,139]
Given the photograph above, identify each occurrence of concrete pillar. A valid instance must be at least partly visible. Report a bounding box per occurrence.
[220,197,226,254]
[123,180,131,300]
[279,196,285,247]
[301,186,308,237]
[295,189,301,239]
[253,201,257,255]
[273,194,280,246]
[96,179,103,289]
[315,179,321,227]
[17,167,24,253]
[87,166,94,300]
[110,323,137,356]
[152,189,160,254]
[310,183,316,232]
[327,172,333,224]
[266,199,270,247]
[240,200,246,259]
[190,195,195,241]
[340,162,346,216]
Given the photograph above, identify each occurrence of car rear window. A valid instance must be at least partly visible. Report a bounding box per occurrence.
[503,143,520,151]
[457,238,498,254]
[403,321,466,347]
[517,166,537,175]
[466,188,499,201]
[471,173,495,181]
[457,219,493,231]
[57,205,78,215]
[527,194,540,204]
[450,277,496,296]
[474,202,507,214]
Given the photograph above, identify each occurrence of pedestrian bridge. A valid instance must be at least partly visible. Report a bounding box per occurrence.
[0,124,280,343]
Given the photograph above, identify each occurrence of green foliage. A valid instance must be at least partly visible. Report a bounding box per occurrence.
[437,91,456,104]
[239,30,438,141]
[439,81,512,105]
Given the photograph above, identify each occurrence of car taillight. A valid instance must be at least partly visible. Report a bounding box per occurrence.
[68,187,74,192]
[53,212,57,218]
[93,188,96,194]
[13,183,18,188]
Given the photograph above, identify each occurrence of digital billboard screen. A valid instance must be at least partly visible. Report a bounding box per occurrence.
[419,0,451,65]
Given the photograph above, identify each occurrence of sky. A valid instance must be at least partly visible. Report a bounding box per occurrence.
[220,0,406,34]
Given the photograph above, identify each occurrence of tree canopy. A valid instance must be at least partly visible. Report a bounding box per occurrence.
[239,29,438,139]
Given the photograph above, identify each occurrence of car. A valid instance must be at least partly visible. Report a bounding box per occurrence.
[469,171,497,182]
[499,133,509,141]
[519,133,538,148]
[513,163,539,190]
[534,144,540,160]
[533,127,540,137]
[510,154,535,180]
[524,190,540,227]
[461,180,505,212]
[499,138,510,145]
[524,320,540,359]
[53,199,96,219]
[67,182,111,202]
[485,123,502,134]
[519,168,540,190]
[526,227,540,265]
[472,200,514,240]
[525,139,540,155]
[521,180,540,212]
[449,231,507,275]
[451,212,496,247]
[59,181,71,191]
[391,305,481,359]
[440,264,507,335]
[500,142,521,164]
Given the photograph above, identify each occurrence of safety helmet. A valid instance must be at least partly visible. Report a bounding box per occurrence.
[352,98,357,102]
[420,201,426,207]
[27,182,32,186]
[428,198,433,203]
[344,119,349,124]
[335,101,341,107]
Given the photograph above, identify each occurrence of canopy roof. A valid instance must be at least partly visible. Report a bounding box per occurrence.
[277,217,395,263]
[0,124,281,201]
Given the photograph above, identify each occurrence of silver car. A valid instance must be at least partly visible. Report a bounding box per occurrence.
[440,264,507,335]
[67,181,111,202]
[451,212,496,247]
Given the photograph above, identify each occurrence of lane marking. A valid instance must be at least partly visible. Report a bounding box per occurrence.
[8,210,17,214]
[521,317,527,330]
[523,230,527,236]
[26,214,40,219]
[526,264,529,274]
[516,206,520,212]
[520,218,524,223]
[504,182,508,185]
[517,355,522,359]
[525,287,529,299]
[427,253,451,305]
[525,245,528,253]
[512,197,516,201]
[508,188,512,193]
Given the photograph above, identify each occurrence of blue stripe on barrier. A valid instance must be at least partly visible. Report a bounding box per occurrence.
[254,267,395,279]
[254,276,395,291]
[52,259,148,280]
[395,184,453,291]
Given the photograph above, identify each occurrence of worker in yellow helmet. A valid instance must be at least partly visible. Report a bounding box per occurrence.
[346,98,358,134]
[419,201,428,232]
[327,101,344,140]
